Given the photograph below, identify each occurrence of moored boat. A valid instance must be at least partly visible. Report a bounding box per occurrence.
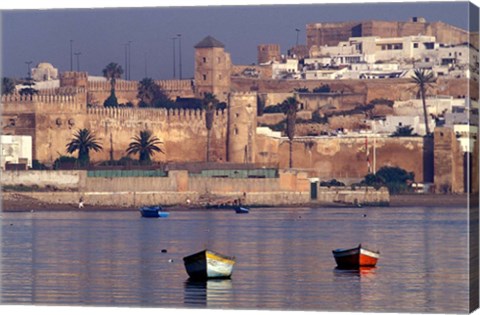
[332,244,379,268]
[234,206,249,214]
[183,249,236,279]
[139,205,169,218]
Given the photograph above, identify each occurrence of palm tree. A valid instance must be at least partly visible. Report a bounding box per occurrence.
[282,96,299,168]
[202,93,219,162]
[102,63,124,107]
[1,77,16,95]
[66,128,103,166]
[411,69,435,135]
[126,130,164,164]
[137,77,170,107]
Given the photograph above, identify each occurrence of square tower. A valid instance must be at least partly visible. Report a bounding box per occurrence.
[194,36,231,103]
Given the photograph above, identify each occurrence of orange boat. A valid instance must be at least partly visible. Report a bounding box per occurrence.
[332,244,379,268]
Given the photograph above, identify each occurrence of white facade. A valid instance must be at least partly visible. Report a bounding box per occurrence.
[0,135,33,169]
[393,97,467,116]
[372,115,435,136]
[31,62,59,81]
[272,59,299,79]
[304,67,348,80]
[453,125,478,153]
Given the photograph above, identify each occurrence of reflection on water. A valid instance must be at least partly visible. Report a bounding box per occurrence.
[0,206,470,312]
[184,279,233,307]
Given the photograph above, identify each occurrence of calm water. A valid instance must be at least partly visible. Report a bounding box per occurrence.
[0,206,470,313]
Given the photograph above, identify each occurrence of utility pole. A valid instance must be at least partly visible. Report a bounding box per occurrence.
[144,53,148,77]
[74,52,81,71]
[124,43,128,80]
[171,37,177,79]
[128,41,132,80]
[25,61,32,78]
[70,40,73,71]
[178,34,182,80]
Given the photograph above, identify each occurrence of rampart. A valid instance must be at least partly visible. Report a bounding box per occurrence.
[306,19,470,49]
[84,107,228,163]
[231,77,472,103]
[1,169,389,207]
[255,135,433,183]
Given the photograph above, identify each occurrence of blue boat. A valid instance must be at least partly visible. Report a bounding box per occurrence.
[234,206,249,214]
[139,205,169,218]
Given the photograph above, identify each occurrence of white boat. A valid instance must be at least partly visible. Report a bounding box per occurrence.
[183,249,236,279]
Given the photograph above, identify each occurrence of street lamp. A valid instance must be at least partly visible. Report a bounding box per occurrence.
[74,52,82,71]
[177,34,182,80]
[70,40,74,71]
[171,37,177,79]
[124,43,129,80]
[128,41,132,80]
[25,61,32,78]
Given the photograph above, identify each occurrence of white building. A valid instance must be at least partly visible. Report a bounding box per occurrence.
[272,59,299,79]
[393,97,467,116]
[304,67,348,80]
[372,115,435,136]
[31,62,59,81]
[0,135,32,169]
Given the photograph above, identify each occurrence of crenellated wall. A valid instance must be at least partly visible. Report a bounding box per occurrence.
[255,134,433,183]
[85,107,228,163]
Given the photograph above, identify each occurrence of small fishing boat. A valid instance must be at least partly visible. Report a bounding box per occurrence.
[332,244,379,268]
[139,205,169,218]
[183,250,236,279]
[234,206,249,214]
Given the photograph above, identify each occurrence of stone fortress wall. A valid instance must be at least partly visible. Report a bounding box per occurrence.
[306,18,473,51]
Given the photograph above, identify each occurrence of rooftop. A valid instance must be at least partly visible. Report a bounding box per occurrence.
[194,36,225,49]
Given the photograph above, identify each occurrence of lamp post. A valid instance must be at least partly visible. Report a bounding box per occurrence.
[70,40,74,71]
[128,41,132,80]
[171,37,177,79]
[74,52,81,71]
[177,34,182,80]
[124,43,129,80]
[25,61,32,79]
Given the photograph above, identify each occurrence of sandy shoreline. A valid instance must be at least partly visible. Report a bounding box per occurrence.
[1,193,472,212]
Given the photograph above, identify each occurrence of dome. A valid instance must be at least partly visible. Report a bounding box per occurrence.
[36,62,55,70]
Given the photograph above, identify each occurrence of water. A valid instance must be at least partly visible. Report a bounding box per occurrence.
[0,206,470,313]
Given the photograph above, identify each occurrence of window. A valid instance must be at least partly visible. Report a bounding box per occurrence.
[234,128,238,135]
[218,74,222,80]
[425,58,430,62]
[424,42,434,50]
[203,74,207,80]
[413,43,419,48]
[203,57,207,63]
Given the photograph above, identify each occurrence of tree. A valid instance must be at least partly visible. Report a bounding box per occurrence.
[362,166,415,194]
[66,128,103,166]
[126,130,164,164]
[1,77,16,95]
[391,125,417,137]
[137,77,170,107]
[202,93,219,162]
[18,77,38,96]
[411,69,435,135]
[102,63,124,107]
[282,96,299,168]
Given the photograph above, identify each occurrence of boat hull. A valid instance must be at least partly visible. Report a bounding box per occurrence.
[332,246,379,268]
[139,206,169,218]
[234,206,249,214]
[183,250,235,279]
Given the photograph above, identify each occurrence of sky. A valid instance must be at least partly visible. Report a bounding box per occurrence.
[0,1,478,81]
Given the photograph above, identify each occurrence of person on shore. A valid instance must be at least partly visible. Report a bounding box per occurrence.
[78,197,84,209]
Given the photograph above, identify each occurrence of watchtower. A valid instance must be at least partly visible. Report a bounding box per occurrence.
[194,36,231,103]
